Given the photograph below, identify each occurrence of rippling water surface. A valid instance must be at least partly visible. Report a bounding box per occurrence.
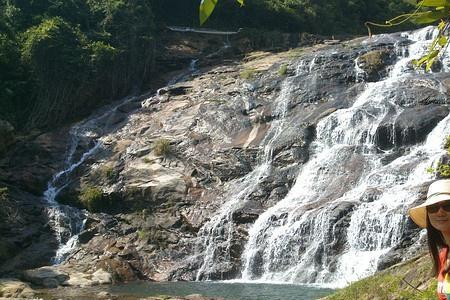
[107,281,335,300]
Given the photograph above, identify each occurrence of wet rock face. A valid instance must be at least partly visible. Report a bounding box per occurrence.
[2,31,449,284]
[0,128,70,195]
[0,187,57,276]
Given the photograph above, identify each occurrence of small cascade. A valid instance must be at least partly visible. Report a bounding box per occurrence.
[43,131,101,264]
[43,55,204,264]
[43,96,137,263]
[239,26,450,287]
[194,61,312,280]
[167,59,199,86]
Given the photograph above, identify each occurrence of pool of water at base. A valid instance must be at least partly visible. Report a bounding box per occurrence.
[41,281,334,300]
[111,281,335,300]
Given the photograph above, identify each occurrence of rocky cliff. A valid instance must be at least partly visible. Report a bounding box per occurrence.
[0,27,449,292]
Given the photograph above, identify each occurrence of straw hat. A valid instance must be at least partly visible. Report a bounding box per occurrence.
[409,179,450,228]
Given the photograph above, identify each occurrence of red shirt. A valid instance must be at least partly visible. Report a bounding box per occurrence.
[438,247,450,300]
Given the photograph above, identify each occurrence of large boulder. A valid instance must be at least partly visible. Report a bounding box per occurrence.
[23,266,69,288]
[375,105,450,149]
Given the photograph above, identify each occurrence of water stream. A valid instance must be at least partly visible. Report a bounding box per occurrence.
[195,60,318,280]
[238,26,450,287]
[43,59,200,264]
[39,25,450,290]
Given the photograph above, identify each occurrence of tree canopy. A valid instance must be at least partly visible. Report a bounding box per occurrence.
[0,0,417,131]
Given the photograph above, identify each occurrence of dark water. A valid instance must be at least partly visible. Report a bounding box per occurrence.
[107,281,335,300]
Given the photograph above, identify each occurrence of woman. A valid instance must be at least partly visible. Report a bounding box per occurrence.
[409,179,450,300]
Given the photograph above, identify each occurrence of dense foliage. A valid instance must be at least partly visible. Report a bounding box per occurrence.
[0,0,155,129]
[0,0,414,131]
[157,0,414,33]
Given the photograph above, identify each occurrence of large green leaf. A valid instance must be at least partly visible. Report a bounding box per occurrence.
[199,0,218,25]
[409,9,449,24]
[199,0,244,25]
[418,0,450,7]
[426,56,437,71]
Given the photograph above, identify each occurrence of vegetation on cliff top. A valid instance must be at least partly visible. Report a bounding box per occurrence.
[0,0,414,132]
[0,0,155,130]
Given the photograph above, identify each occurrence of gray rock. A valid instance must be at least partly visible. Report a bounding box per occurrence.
[23,266,69,288]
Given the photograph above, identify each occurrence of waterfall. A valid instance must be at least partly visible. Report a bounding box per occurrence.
[194,60,314,280]
[43,94,141,263]
[239,26,450,287]
[43,57,202,264]
[167,59,199,86]
[43,129,101,264]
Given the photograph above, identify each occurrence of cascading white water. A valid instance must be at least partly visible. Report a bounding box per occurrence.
[166,59,200,87]
[194,60,313,280]
[239,26,450,287]
[43,92,143,264]
[44,57,203,264]
[43,125,102,264]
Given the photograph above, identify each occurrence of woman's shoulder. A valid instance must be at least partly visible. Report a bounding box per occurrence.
[440,246,449,259]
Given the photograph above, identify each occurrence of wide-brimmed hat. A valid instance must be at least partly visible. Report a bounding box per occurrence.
[409,179,450,228]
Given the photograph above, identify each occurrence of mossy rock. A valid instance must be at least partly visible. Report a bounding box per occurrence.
[79,186,112,212]
[357,50,394,82]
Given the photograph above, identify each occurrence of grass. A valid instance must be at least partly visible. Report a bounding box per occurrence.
[207,99,226,105]
[137,229,149,240]
[285,48,303,58]
[328,274,436,300]
[239,68,257,80]
[425,135,450,178]
[79,186,104,212]
[327,255,435,300]
[99,165,116,181]
[153,138,171,157]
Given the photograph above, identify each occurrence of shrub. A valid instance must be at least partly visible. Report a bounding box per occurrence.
[79,186,104,212]
[153,138,171,157]
[99,165,116,181]
[426,136,450,178]
[137,229,149,240]
[438,164,450,178]
[278,64,288,76]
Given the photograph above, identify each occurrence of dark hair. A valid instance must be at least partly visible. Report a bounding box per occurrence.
[427,214,448,276]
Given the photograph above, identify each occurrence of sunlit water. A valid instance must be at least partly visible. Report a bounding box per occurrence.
[40,281,334,300]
